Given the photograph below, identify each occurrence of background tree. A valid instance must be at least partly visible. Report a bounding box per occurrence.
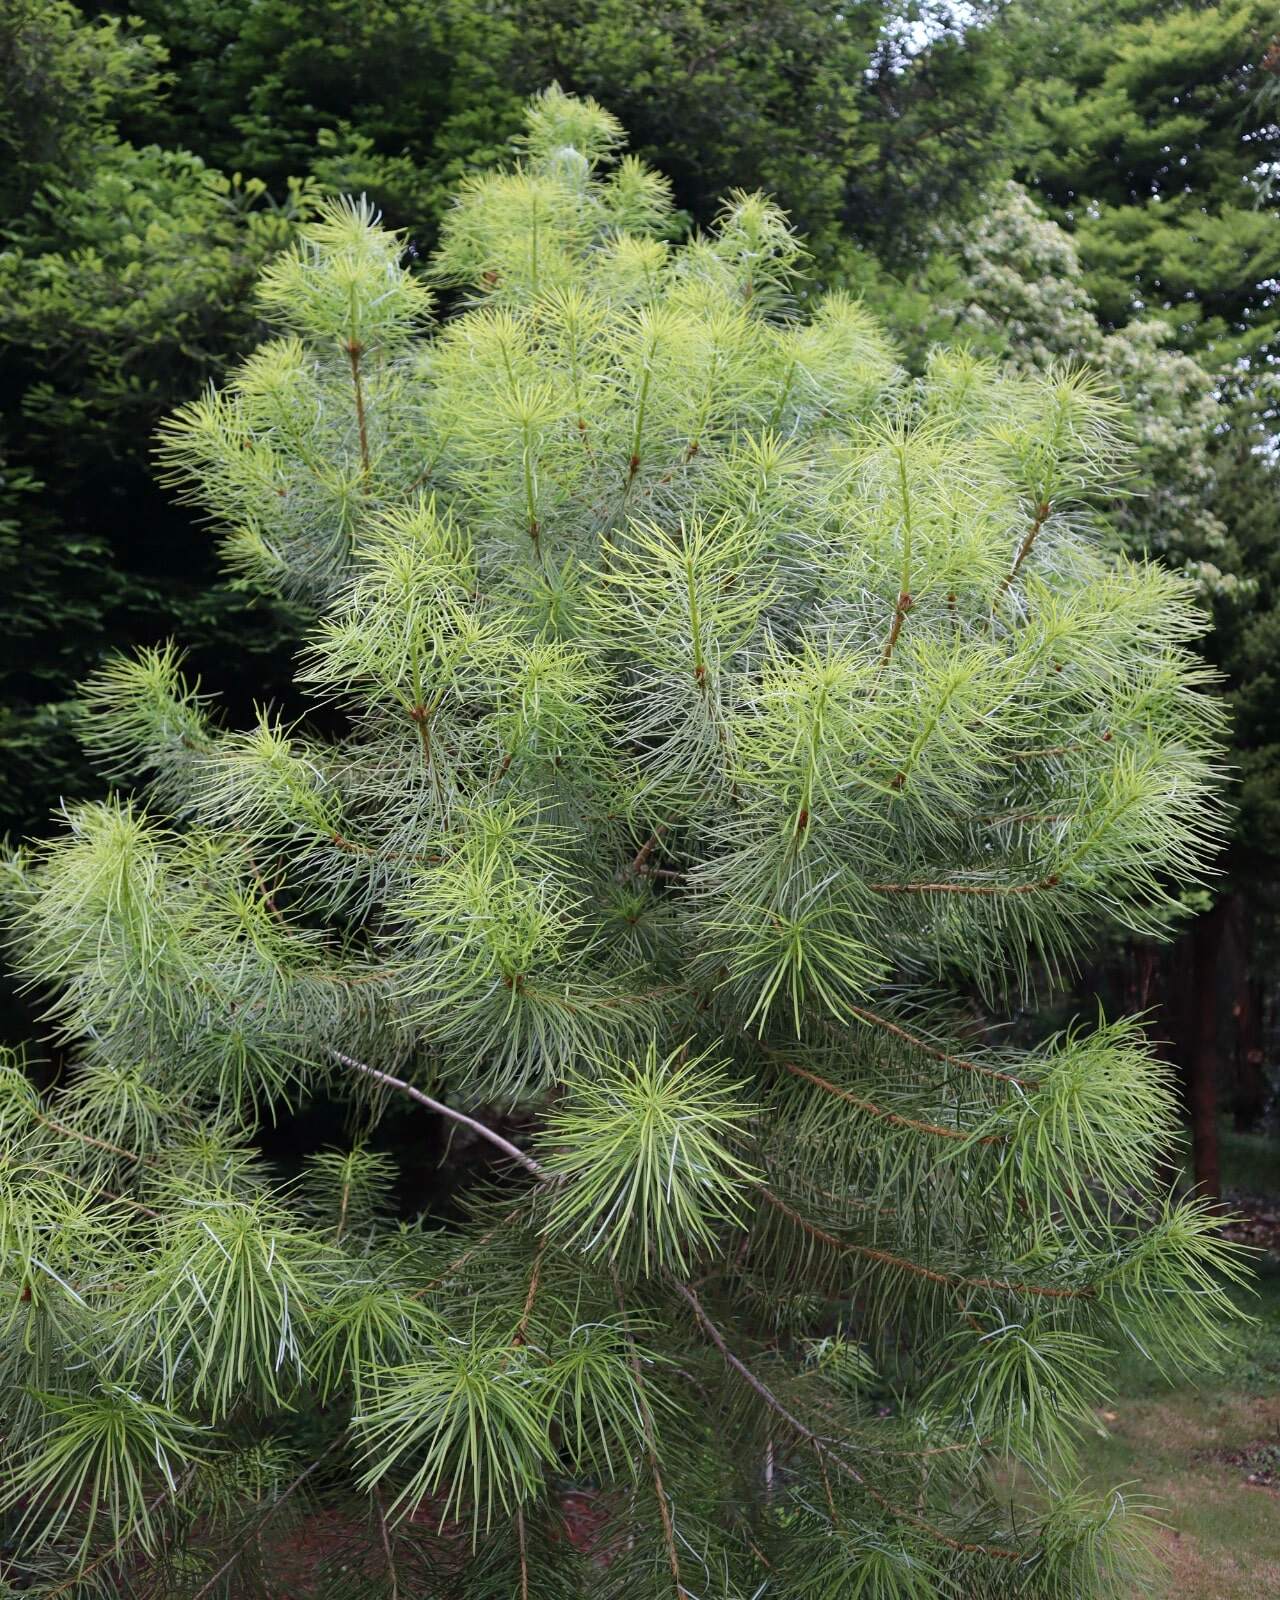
[1012,0,1280,362]
[1001,0,1280,1173]
[0,1,308,835]
[0,92,1243,1599]
[849,166,1280,1189]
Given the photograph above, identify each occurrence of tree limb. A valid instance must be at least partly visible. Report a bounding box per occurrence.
[329,1049,549,1178]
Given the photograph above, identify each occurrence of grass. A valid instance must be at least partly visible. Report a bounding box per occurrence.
[1075,1126,1280,1599]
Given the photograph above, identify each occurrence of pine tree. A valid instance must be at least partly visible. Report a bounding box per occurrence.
[0,90,1246,1598]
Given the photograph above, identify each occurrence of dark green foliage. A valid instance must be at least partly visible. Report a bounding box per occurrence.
[0,0,1027,839]
[0,1,306,835]
[1014,0,1280,360]
[90,0,526,231]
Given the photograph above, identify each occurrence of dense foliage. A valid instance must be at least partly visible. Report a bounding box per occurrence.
[0,94,1245,1599]
[1015,0,1280,361]
[0,1,307,833]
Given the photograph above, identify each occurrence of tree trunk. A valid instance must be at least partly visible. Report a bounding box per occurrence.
[1188,901,1225,1204]
[1233,972,1266,1132]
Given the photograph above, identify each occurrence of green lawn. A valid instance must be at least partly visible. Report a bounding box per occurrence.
[1076,1128,1280,1598]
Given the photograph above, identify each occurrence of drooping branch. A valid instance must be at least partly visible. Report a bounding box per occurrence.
[613,1269,687,1599]
[869,873,1060,896]
[48,1466,200,1599]
[843,1005,1037,1090]
[190,1436,345,1600]
[35,1110,142,1164]
[329,1049,549,1178]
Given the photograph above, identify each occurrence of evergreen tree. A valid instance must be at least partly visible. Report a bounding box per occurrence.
[0,92,1245,1598]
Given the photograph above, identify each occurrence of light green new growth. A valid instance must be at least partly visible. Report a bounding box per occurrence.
[0,86,1245,1598]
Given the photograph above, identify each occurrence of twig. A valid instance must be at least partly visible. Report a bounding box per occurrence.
[513,1234,548,1346]
[629,826,667,877]
[47,1466,199,1597]
[35,1111,142,1164]
[23,1159,160,1220]
[869,874,1059,896]
[329,1049,549,1178]
[376,1489,400,1600]
[780,1060,1006,1146]
[843,1004,1036,1089]
[346,340,371,475]
[613,1268,687,1598]
[413,1197,535,1300]
[515,1504,530,1600]
[994,499,1051,604]
[879,589,912,668]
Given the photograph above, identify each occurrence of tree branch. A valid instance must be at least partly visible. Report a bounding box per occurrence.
[329,1049,549,1178]
[613,1268,687,1599]
[757,1186,1093,1301]
[869,874,1060,896]
[191,1435,344,1600]
[994,498,1051,604]
[843,1004,1036,1089]
[781,1059,1006,1146]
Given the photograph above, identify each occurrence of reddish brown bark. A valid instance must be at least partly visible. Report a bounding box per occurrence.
[1233,974,1266,1133]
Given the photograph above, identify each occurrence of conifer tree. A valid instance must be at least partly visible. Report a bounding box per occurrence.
[0,90,1246,1598]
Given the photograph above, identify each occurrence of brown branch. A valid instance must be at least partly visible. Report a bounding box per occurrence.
[23,1159,160,1220]
[994,500,1051,604]
[629,826,667,877]
[868,874,1059,896]
[243,844,283,918]
[376,1490,400,1600]
[781,1060,1006,1146]
[843,1004,1036,1090]
[613,1269,687,1598]
[34,1111,141,1164]
[329,1049,549,1178]
[413,1197,534,1300]
[1005,742,1081,761]
[513,1234,548,1346]
[329,831,442,865]
[47,1466,200,1598]
[980,809,1072,828]
[757,1187,1092,1302]
[879,589,912,669]
[516,1505,530,1600]
[191,1435,344,1600]
[346,340,371,475]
